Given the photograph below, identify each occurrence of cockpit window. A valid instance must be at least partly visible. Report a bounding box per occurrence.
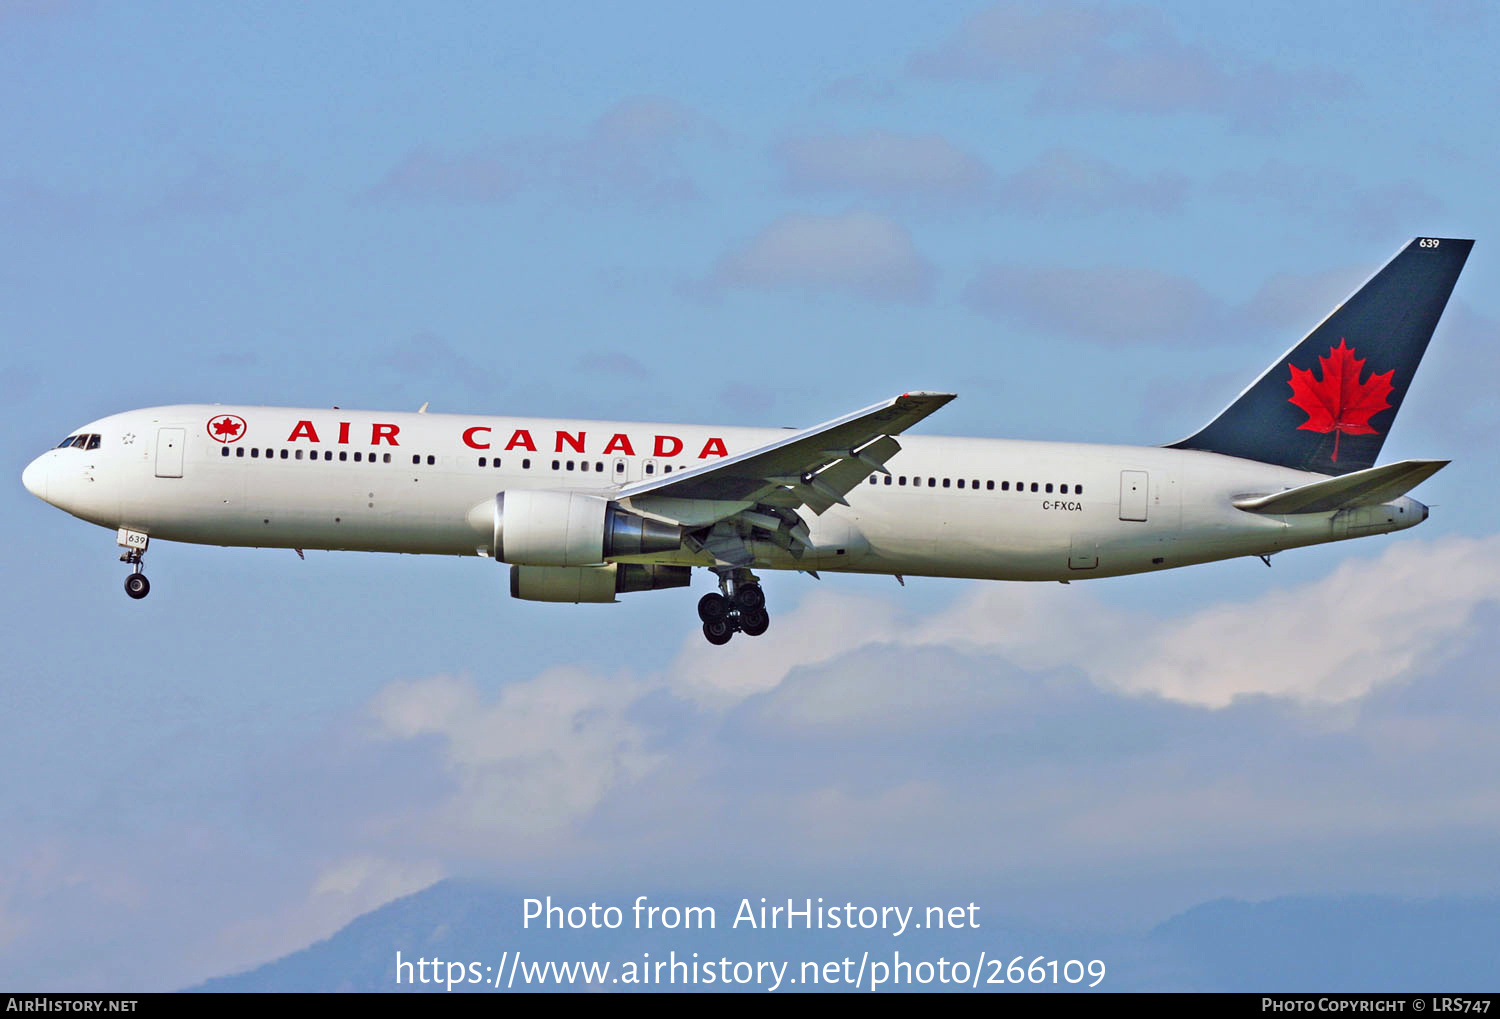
[57,436,77,448]
[86,434,100,450]
[70,435,89,448]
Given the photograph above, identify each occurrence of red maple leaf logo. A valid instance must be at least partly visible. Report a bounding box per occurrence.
[1286,338,1393,462]
[208,415,246,442]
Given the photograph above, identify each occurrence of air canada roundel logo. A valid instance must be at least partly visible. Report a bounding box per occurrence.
[208,414,247,443]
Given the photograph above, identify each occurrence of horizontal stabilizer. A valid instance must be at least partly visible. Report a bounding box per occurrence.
[1233,459,1448,515]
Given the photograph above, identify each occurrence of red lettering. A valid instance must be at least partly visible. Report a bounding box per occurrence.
[462,426,491,450]
[653,435,682,457]
[337,422,350,444]
[287,420,320,443]
[504,429,536,452]
[555,430,586,453]
[371,423,400,445]
[604,433,636,456]
[698,437,728,459]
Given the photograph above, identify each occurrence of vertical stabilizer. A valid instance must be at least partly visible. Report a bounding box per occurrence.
[1168,238,1472,474]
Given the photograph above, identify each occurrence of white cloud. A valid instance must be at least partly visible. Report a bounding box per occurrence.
[774,131,992,201]
[996,147,1188,215]
[708,210,935,302]
[1113,535,1500,706]
[908,1,1351,131]
[370,95,710,207]
[367,667,661,838]
[964,260,1226,343]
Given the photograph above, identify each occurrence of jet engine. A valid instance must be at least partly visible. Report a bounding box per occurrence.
[510,563,692,603]
[485,491,682,566]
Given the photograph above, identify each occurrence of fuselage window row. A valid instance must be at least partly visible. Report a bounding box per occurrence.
[221,447,396,464]
[872,474,1082,496]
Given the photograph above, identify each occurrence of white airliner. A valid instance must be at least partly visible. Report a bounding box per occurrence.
[22,238,1472,644]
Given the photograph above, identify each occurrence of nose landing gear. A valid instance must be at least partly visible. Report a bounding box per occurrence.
[118,529,151,600]
[698,568,769,644]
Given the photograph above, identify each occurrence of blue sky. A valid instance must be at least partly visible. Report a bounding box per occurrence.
[3,0,1499,989]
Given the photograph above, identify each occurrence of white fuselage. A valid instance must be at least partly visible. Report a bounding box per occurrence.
[22,404,1428,583]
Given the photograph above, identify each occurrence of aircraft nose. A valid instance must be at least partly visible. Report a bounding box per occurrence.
[21,455,48,501]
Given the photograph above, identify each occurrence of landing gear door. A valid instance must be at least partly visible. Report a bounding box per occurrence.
[155,428,185,478]
[1068,536,1098,570]
[1119,470,1148,522]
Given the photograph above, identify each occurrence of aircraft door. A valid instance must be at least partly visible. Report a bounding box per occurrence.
[1119,470,1148,521]
[155,428,185,478]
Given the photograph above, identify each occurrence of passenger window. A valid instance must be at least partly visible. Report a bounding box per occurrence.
[357,451,365,462]
[665,465,673,473]
[615,462,625,473]
[412,455,421,465]
[1030,482,1038,492]
[1060,484,1068,494]
[236,447,245,457]
[490,458,498,467]
[479,457,487,467]
[1045,483,1052,493]
[986,481,994,490]
[221,446,229,457]
[279,449,287,459]
[295,449,303,460]
[884,475,892,485]
[1002,481,1009,491]
[567,460,575,471]
[645,463,655,475]
[957,479,965,489]
[324,451,333,461]
[898,476,906,486]
[339,452,348,461]
[522,458,531,469]
[385,454,391,464]
[427,455,435,465]
[1076,484,1083,495]
[251,448,260,458]
[595,461,603,472]
[943,478,951,488]
[928,477,936,487]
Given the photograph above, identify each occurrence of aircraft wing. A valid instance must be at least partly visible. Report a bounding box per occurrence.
[617,391,955,513]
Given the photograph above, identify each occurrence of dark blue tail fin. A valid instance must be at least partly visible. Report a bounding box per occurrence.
[1168,237,1473,475]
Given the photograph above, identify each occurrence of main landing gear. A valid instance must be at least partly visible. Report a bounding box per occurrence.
[697,568,769,645]
[119,531,151,600]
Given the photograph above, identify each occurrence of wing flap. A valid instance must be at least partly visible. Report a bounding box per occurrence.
[1233,459,1448,515]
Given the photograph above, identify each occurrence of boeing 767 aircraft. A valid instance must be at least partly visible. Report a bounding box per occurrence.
[21,237,1472,644]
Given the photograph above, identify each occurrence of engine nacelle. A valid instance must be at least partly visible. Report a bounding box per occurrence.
[488,490,682,566]
[509,563,692,603]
